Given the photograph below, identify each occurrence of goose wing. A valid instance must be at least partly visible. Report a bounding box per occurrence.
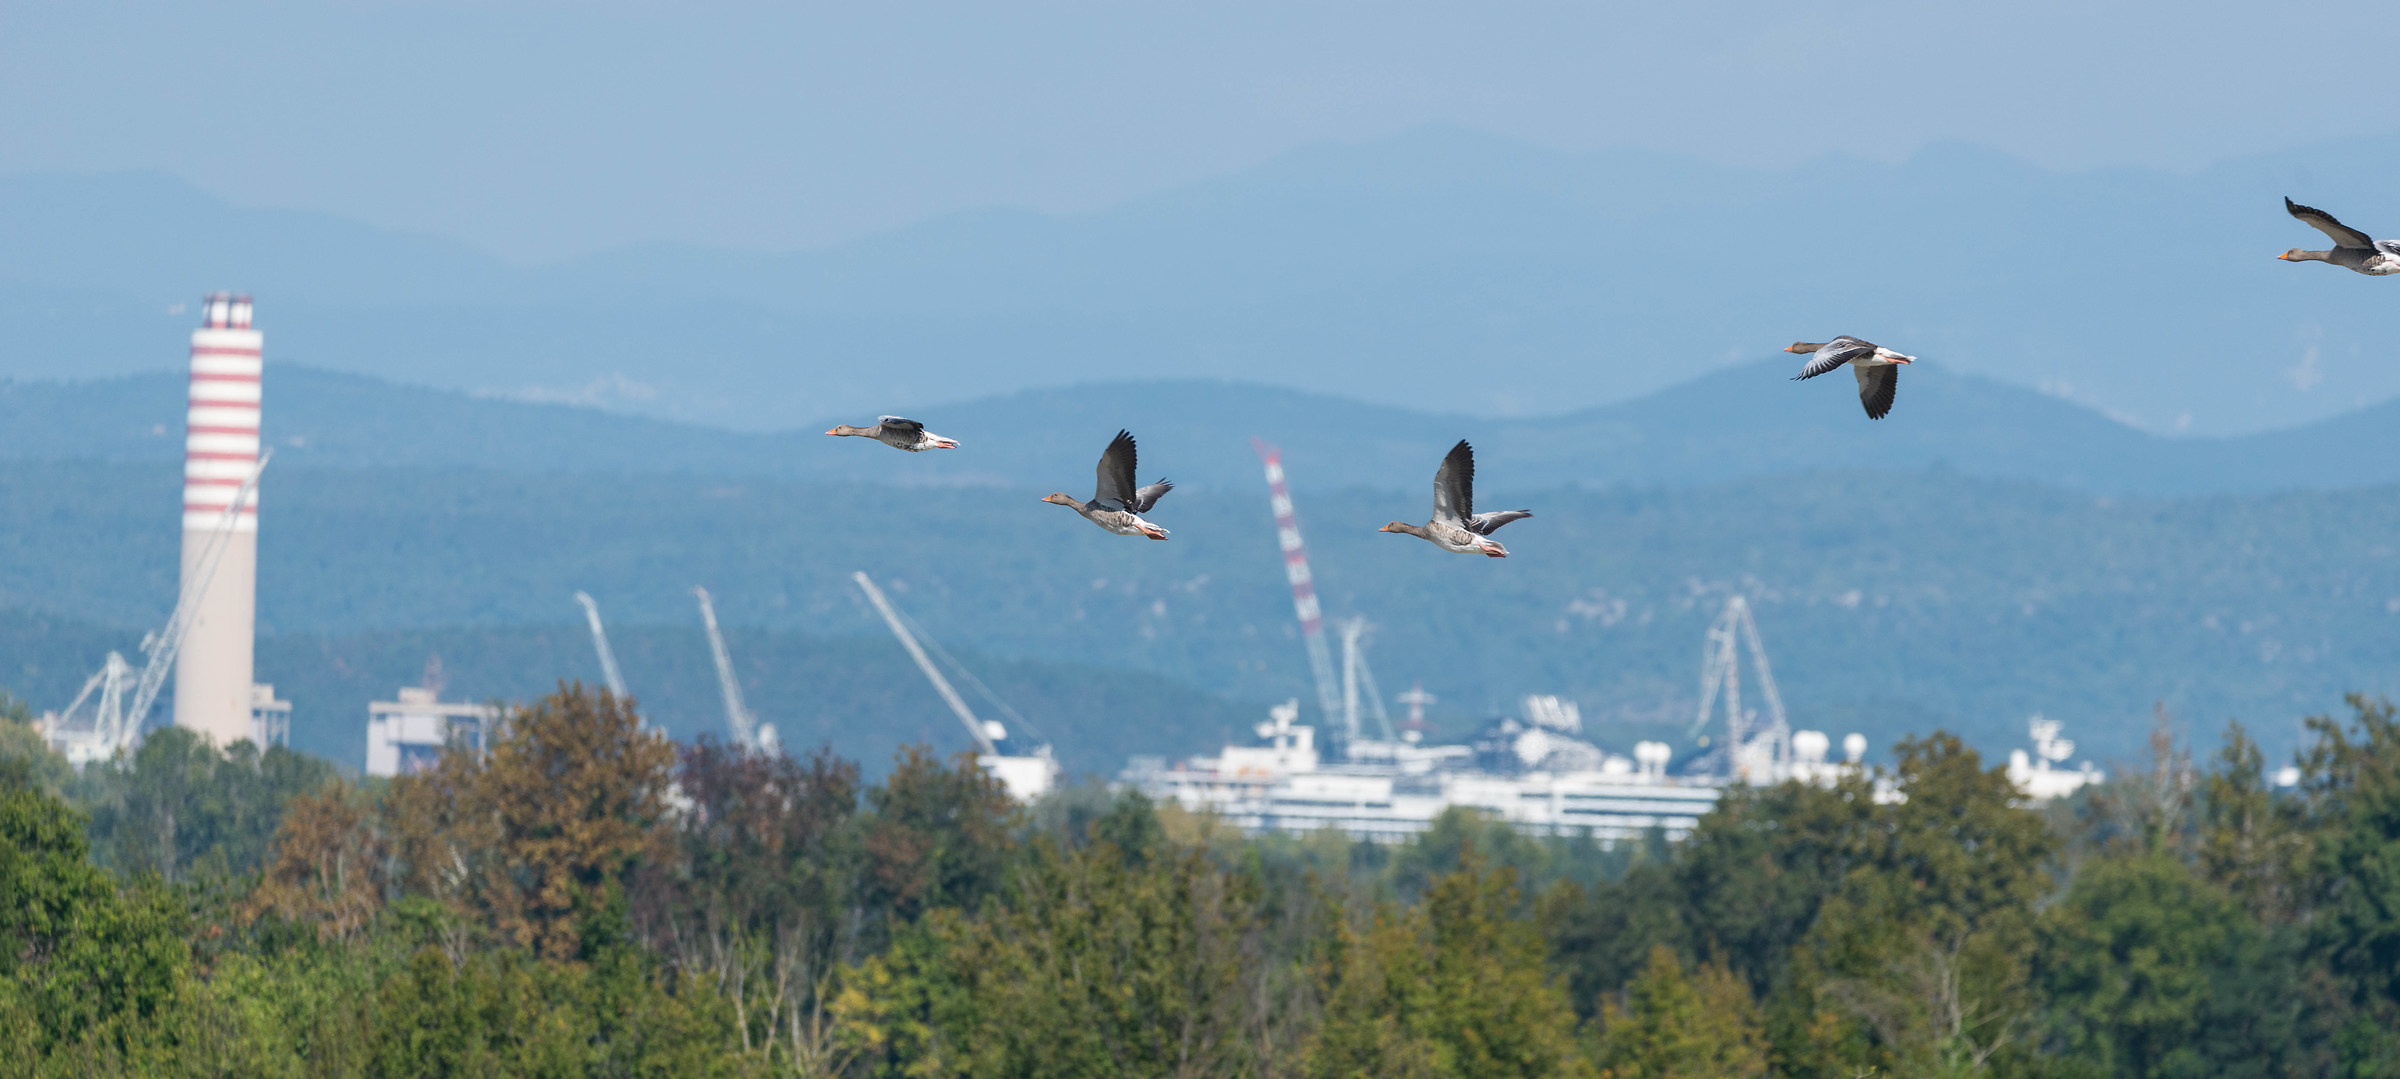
[1854,364,1899,420]
[1433,440,1475,526]
[876,416,926,436]
[1466,510,1532,535]
[1131,479,1174,513]
[2287,198,2376,250]
[1094,430,1140,509]
[1795,337,1876,380]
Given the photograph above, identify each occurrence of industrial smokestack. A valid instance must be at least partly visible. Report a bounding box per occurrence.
[172,293,262,746]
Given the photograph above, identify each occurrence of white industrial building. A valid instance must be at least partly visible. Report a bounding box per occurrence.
[365,686,499,777]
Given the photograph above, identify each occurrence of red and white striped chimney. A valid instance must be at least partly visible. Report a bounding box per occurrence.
[172,293,262,746]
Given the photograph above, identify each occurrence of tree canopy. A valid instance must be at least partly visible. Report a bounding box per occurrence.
[5,685,2400,1076]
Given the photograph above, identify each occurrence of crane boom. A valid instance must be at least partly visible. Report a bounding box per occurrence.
[1252,440,1345,739]
[693,587,760,748]
[1688,595,1791,781]
[114,450,273,751]
[572,591,630,699]
[1735,599,1789,737]
[1337,616,1397,743]
[851,571,997,756]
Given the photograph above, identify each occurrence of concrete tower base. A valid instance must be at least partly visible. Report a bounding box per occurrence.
[172,529,257,746]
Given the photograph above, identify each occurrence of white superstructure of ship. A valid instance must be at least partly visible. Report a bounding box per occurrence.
[1124,693,1743,842]
[1123,444,2096,840]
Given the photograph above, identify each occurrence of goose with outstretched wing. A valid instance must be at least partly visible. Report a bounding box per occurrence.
[825,416,960,451]
[2279,197,2400,275]
[1380,440,1531,557]
[1043,430,1174,539]
[1786,336,1915,420]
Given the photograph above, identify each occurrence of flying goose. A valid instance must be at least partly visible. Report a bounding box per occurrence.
[1380,440,1531,557]
[1042,430,1174,539]
[826,416,959,451]
[2279,197,2400,275]
[1786,337,1915,420]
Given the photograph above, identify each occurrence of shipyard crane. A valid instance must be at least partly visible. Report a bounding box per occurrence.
[851,571,1059,800]
[1337,617,1397,744]
[851,571,998,755]
[46,452,272,764]
[572,591,630,699]
[1687,595,1791,782]
[693,587,771,750]
[1252,439,1346,742]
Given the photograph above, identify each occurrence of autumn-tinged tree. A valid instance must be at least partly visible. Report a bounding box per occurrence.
[241,780,386,942]
[635,738,862,1064]
[386,683,676,958]
[861,745,1015,924]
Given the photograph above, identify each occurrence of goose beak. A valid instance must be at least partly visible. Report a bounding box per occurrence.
[824,427,841,436]
[1783,344,1806,353]
[1379,524,1397,532]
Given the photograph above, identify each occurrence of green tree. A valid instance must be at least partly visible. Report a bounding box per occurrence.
[0,782,190,1060]
[0,687,73,798]
[2294,694,2400,1069]
[1311,857,1593,1079]
[1385,806,1554,904]
[1541,777,1875,1029]
[1592,944,1769,1079]
[906,821,1270,1078]
[2037,852,2302,1078]
[81,726,337,881]
[2197,722,2308,924]
[1799,734,2052,1077]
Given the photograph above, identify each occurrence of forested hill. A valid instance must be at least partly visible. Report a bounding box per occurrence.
[5,458,2396,770]
[7,362,2400,496]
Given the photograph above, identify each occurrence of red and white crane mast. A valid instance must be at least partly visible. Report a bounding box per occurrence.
[1251,439,1345,746]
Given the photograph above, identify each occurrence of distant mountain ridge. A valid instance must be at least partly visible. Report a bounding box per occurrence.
[6,125,2400,434]
[4,361,2395,497]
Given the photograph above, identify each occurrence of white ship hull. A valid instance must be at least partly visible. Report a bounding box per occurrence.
[1125,758,1723,842]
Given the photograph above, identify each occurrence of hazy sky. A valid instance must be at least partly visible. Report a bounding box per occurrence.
[6,1,2398,261]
